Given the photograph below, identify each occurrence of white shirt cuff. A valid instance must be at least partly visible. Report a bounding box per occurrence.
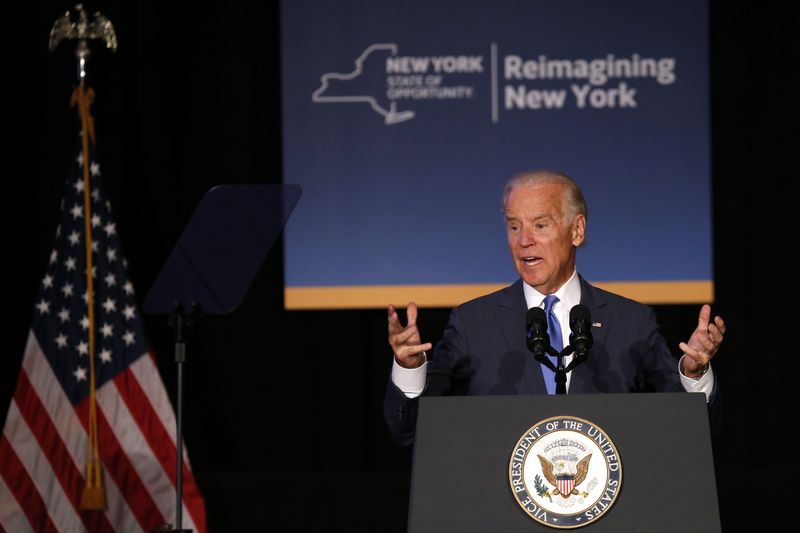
[391,356,428,398]
[678,355,714,401]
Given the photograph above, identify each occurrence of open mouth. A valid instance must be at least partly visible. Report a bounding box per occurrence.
[521,256,543,267]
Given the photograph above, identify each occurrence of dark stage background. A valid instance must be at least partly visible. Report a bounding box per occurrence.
[3,2,797,531]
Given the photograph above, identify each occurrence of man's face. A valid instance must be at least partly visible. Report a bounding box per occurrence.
[505,182,585,294]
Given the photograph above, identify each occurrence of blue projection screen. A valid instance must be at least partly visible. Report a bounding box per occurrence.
[280,0,712,309]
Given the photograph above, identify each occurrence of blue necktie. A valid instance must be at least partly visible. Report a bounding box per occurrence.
[542,295,563,395]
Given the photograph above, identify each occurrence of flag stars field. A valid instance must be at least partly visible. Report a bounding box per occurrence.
[35,300,50,314]
[73,366,87,382]
[102,297,116,312]
[99,349,112,363]
[55,333,67,348]
[76,341,88,356]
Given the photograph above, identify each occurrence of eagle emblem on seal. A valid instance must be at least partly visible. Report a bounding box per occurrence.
[537,453,592,501]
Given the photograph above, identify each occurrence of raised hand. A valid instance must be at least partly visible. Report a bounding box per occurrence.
[388,302,432,369]
[679,304,726,378]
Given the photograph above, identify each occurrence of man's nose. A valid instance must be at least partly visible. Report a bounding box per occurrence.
[519,228,536,247]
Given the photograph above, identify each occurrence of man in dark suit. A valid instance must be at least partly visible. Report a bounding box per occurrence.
[383,170,725,446]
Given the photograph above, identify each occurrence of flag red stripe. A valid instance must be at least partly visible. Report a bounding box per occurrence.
[0,436,59,533]
[5,382,85,531]
[96,374,194,531]
[13,370,115,533]
[75,399,168,531]
[132,354,178,445]
[127,353,206,530]
[21,334,144,532]
[113,366,207,532]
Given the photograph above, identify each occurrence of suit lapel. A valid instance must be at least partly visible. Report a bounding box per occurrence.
[569,276,611,392]
[495,280,548,394]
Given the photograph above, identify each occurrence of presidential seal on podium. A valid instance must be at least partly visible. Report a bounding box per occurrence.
[509,416,622,528]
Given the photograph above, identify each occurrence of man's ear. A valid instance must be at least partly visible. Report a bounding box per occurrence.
[572,214,586,247]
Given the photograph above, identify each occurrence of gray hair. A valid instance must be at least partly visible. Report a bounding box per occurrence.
[502,169,588,224]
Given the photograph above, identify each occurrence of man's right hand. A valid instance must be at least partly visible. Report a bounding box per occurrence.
[388,302,432,369]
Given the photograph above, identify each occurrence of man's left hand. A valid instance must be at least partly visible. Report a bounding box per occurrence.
[679,304,726,378]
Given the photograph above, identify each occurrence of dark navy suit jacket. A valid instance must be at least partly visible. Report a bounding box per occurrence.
[384,276,720,445]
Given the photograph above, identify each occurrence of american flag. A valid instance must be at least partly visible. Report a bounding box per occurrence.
[0,87,207,532]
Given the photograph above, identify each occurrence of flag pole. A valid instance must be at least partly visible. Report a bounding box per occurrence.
[49,2,118,512]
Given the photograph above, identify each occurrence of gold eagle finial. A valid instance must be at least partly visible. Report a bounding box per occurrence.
[49,4,118,53]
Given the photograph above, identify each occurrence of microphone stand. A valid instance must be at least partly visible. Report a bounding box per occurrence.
[527,305,593,395]
[533,344,588,395]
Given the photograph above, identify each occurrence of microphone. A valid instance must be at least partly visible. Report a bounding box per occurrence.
[526,307,549,356]
[569,304,593,357]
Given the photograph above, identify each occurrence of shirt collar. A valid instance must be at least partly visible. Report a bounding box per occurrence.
[522,269,581,310]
